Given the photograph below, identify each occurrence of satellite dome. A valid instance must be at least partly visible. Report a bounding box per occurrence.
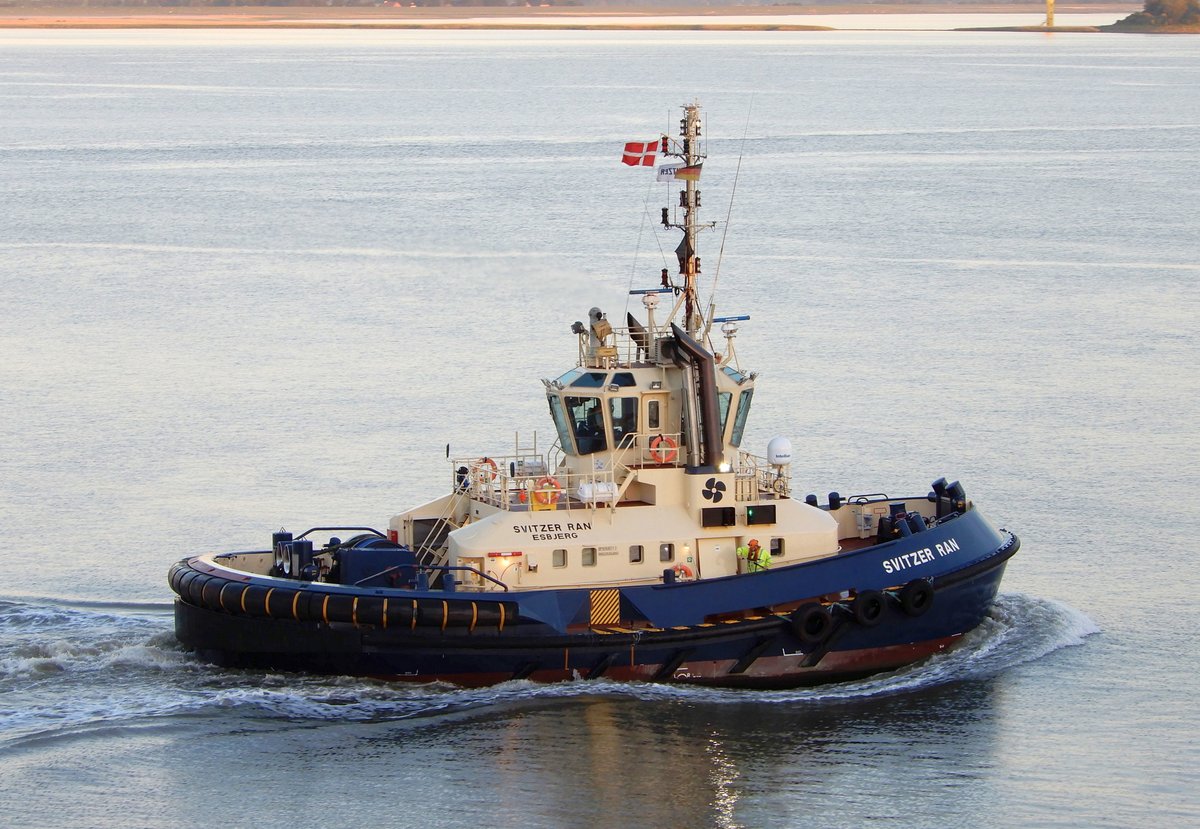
[767,436,793,466]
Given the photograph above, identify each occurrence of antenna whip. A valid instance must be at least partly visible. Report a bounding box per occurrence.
[706,97,753,330]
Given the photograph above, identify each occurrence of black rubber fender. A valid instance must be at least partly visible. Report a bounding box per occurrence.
[175,570,199,604]
[444,602,479,626]
[385,597,418,629]
[852,589,887,627]
[297,591,329,623]
[168,562,189,594]
[322,593,357,625]
[200,577,225,610]
[175,568,202,603]
[241,584,271,616]
[217,581,243,614]
[899,579,935,617]
[265,586,300,620]
[356,596,386,627]
[186,573,214,607]
[416,599,451,629]
[170,560,522,630]
[790,602,834,645]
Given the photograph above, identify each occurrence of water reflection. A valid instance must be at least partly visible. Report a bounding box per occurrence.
[339,680,1004,829]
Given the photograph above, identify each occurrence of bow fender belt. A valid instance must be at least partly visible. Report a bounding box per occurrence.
[168,562,517,630]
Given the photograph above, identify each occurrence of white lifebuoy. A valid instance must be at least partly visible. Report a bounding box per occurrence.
[650,435,679,464]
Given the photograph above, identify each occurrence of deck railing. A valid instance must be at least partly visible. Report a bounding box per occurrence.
[454,434,789,513]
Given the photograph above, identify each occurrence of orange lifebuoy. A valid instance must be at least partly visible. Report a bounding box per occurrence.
[672,563,694,580]
[475,457,498,482]
[650,435,678,464]
[534,476,561,505]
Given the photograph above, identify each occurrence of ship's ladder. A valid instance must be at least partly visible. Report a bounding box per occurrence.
[413,490,468,569]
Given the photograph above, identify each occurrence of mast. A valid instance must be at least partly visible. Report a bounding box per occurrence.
[660,102,711,337]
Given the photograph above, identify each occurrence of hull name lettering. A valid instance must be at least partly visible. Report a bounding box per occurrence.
[881,537,960,575]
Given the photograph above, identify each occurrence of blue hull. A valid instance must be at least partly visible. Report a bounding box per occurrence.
[172,508,1018,688]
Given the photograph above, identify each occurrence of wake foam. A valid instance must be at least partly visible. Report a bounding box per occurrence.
[0,599,180,680]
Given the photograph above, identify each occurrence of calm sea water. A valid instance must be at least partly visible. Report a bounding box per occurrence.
[2,27,1198,829]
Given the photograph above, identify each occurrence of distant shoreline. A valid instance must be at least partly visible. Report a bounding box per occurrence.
[0,4,1140,30]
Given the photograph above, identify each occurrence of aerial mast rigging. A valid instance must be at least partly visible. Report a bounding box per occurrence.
[660,101,713,337]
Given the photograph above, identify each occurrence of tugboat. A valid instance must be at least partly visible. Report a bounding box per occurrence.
[170,103,1019,688]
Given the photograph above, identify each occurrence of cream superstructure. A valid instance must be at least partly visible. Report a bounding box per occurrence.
[389,102,841,593]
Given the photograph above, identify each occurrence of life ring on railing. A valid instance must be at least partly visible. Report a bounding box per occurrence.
[475,457,499,482]
[672,563,694,581]
[533,476,561,505]
[650,435,678,464]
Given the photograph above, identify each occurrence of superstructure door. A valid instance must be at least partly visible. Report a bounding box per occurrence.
[697,537,737,579]
[642,392,671,463]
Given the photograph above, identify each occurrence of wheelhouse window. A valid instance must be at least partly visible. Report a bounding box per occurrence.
[553,549,567,568]
[718,391,733,441]
[565,396,608,455]
[629,545,644,564]
[570,372,609,388]
[722,366,747,384]
[582,547,597,567]
[659,543,675,563]
[548,396,576,455]
[611,372,636,387]
[731,389,754,447]
[557,369,584,386]
[610,397,639,448]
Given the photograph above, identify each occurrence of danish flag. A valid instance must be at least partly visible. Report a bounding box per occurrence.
[621,139,659,167]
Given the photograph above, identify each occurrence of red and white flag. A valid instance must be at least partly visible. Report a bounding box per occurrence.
[622,139,659,167]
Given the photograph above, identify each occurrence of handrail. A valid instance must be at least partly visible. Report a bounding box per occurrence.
[353,563,509,592]
[412,489,467,568]
[847,494,891,504]
[353,564,408,586]
[455,429,697,514]
[576,324,667,368]
[730,448,793,501]
[295,526,386,541]
[433,565,510,592]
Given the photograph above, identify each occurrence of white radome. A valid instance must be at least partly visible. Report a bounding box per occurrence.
[767,436,793,466]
